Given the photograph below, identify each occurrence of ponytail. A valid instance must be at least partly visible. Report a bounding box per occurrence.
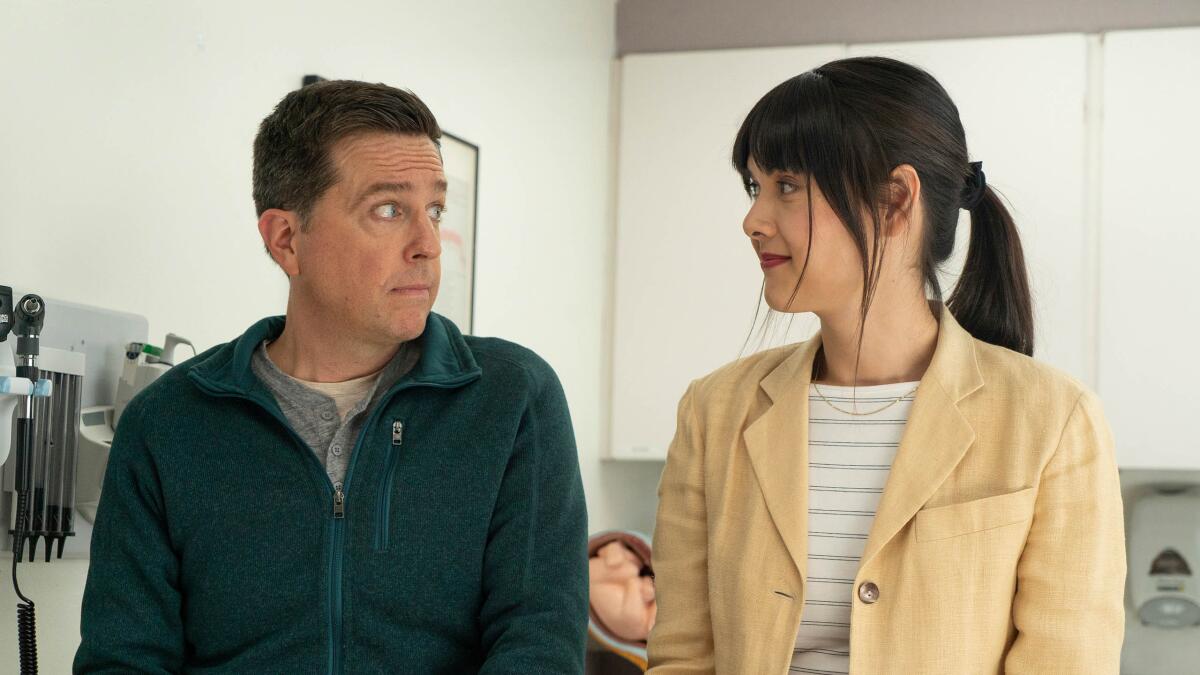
[947,185,1034,356]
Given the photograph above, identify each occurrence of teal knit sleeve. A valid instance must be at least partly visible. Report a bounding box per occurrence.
[73,396,185,674]
[477,363,589,674]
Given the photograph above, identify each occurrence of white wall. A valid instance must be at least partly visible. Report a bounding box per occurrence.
[0,1,664,671]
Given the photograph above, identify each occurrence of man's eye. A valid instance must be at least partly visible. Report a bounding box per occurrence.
[374,203,401,219]
[427,204,447,223]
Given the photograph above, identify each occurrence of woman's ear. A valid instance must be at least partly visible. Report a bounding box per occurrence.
[882,164,922,238]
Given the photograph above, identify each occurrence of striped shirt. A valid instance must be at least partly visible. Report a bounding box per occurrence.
[790,380,918,675]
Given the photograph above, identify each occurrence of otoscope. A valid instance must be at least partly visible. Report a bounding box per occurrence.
[11,293,45,675]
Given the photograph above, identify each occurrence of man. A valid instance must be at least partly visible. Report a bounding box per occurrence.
[74,80,589,673]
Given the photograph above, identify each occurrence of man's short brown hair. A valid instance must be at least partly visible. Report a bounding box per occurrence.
[252,80,442,226]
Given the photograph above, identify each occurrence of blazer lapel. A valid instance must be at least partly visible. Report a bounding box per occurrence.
[744,336,822,581]
[860,308,984,569]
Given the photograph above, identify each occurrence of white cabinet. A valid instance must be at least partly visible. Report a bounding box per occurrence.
[1097,28,1200,469]
[610,45,846,460]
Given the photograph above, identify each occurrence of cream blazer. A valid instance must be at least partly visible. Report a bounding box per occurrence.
[647,308,1126,674]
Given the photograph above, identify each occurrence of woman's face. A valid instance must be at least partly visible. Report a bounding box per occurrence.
[741,158,867,315]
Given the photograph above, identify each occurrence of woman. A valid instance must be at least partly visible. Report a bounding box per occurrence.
[647,57,1125,674]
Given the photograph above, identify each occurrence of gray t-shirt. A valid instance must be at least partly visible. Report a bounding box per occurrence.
[250,340,420,488]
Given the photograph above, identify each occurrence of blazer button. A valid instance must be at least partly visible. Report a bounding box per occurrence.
[858,581,880,604]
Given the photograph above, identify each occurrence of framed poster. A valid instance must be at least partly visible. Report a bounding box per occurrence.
[434,131,478,334]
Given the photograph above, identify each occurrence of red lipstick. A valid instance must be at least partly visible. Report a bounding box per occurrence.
[759,253,791,269]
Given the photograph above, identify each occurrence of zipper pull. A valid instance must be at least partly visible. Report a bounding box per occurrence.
[392,420,404,446]
[333,484,345,519]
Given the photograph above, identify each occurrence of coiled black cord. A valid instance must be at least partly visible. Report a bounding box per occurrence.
[16,601,37,675]
[12,490,38,674]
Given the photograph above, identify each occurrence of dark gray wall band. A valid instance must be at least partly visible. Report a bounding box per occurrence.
[616,0,1200,55]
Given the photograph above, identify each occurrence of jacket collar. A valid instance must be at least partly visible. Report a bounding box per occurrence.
[744,304,984,580]
[187,312,482,400]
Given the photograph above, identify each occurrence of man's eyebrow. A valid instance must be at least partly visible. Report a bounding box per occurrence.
[352,180,448,208]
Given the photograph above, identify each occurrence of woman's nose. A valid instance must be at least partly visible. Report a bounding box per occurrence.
[742,201,775,240]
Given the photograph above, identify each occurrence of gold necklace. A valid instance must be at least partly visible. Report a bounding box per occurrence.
[811,382,920,417]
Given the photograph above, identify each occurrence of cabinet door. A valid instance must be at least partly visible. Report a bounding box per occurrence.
[1097,28,1200,469]
[611,45,845,459]
[849,35,1092,384]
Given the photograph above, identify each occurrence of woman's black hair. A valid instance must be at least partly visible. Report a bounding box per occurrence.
[732,57,1034,364]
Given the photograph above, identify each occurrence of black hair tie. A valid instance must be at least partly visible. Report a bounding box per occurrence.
[961,161,986,210]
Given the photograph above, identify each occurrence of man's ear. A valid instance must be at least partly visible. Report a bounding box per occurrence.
[258,209,303,276]
[882,164,922,238]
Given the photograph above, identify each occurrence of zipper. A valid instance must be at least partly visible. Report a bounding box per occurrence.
[373,421,405,551]
[326,395,412,672]
[329,513,345,674]
[189,371,478,675]
[328,378,471,673]
[333,485,345,518]
[331,482,347,673]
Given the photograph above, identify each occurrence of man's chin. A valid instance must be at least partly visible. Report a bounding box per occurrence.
[384,310,431,343]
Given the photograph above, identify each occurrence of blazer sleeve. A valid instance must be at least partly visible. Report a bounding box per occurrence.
[1004,390,1127,674]
[647,382,716,674]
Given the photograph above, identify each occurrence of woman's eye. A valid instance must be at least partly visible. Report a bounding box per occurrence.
[374,203,401,219]
[746,181,760,199]
[427,204,447,223]
[779,181,798,195]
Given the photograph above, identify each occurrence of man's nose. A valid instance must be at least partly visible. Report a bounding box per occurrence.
[409,215,442,261]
